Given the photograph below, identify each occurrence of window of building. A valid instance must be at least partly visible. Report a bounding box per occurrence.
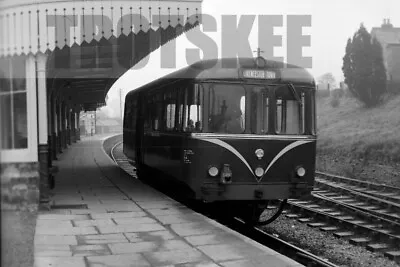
[0,56,28,149]
[209,84,245,134]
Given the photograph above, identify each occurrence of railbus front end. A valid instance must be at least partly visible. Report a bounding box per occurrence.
[182,77,316,224]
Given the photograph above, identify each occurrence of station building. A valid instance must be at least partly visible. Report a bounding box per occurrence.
[371,19,400,91]
[0,0,203,210]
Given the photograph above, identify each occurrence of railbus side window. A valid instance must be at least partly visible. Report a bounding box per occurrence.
[251,87,269,134]
[275,85,304,135]
[151,92,163,131]
[176,86,185,131]
[184,84,203,132]
[144,94,152,130]
[311,91,316,135]
[132,97,138,131]
[165,89,176,131]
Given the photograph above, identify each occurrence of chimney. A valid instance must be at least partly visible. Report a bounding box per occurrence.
[382,18,393,29]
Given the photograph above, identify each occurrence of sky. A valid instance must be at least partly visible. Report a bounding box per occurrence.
[102,0,400,118]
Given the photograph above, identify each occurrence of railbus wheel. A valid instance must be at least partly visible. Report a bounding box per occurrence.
[240,199,287,226]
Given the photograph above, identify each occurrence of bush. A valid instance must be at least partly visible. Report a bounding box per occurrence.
[316,90,330,98]
[331,88,344,98]
[329,96,340,107]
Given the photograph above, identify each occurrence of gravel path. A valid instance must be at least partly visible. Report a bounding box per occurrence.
[262,215,400,267]
[1,210,37,267]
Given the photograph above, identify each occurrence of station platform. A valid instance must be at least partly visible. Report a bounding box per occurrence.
[34,135,303,267]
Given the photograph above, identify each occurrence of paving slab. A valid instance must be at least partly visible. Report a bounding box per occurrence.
[113,216,157,225]
[77,233,129,245]
[34,244,72,257]
[73,219,116,227]
[147,207,195,216]
[90,211,147,219]
[35,226,98,236]
[142,248,208,266]
[34,256,86,267]
[34,235,78,245]
[71,244,111,257]
[184,233,243,246]
[37,214,90,220]
[155,213,205,225]
[86,254,151,267]
[169,222,220,237]
[135,201,185,209]
[36,220,74,228]
[124,231,177,243]
[175,262,220,267]
[109,240,192,254]
[97,223,166,234]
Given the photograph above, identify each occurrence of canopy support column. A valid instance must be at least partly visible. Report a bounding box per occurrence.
[37,53,50,204]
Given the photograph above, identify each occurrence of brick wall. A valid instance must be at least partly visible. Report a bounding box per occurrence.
[1,162,39,211]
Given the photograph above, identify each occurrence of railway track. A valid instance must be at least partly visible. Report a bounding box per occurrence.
[316,171,400,204]
[110,141,338,267]
[284,172,400,262]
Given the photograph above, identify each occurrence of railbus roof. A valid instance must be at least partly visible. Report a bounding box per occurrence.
[126,58,315,98]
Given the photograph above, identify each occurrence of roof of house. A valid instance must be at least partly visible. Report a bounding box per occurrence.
[371,20,400,45]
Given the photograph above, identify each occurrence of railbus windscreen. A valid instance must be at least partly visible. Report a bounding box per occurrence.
[208,84,246,134]
[251,84,315,135]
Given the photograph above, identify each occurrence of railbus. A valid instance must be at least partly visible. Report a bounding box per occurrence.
[123,58,317,225]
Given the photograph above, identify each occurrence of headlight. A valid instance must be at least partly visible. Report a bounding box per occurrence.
[255,167,264,177]
[255,149,264,159]
[296,166,306,177]
[208,166,219,177]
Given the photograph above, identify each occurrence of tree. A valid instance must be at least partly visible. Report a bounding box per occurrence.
[342,24,387,107]
[343,38,356,96]
[317,73,337,90]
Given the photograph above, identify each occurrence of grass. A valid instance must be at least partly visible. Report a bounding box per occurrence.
[316,93,400,186]
[317,94,400,162]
